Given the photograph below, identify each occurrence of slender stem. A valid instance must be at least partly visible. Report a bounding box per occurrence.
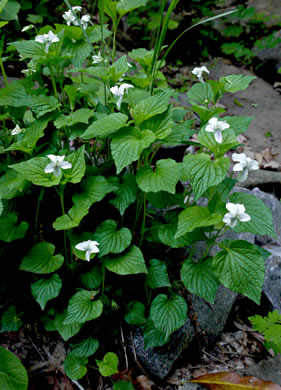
[112,17,121,63]
[34,187,44,240]
[0,56,8,87]
[59,186,68,265]
[139,192,147,247]
[48,64,58,98]
[101,265,106,301]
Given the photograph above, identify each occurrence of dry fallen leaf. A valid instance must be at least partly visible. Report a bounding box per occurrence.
[190,372,281,390]
[136,375,155,390]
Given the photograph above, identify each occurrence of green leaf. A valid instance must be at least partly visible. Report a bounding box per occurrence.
[31,274,62,310]
[198,126,239,156]
[111,127,155,174]
[0,0,8,14]
[220,74,256,93]
[80,266,103,290]
[63,146,86,184]
[20,242,64,274]
[104,0,117,20]
[187,83,214,105]
[113,381,135,390]
[25,95,60,117]
[54,109,94,129]
[163,120,195,146]
[6,115,50,154]
[10,157,61,187]
[150,294,187,339]
[53,197,90,231]
[125,301,146,325]
[105,245,147,275]
[0,169,28,200]
[8,40,45,57]
[64,354,88,380]
[132,91,171,126]
[213,240,265,304]
[96,352,118,377]
[109,55,129,83]
[0,346,28,390]
[0,214,28,242]
[175,207,222,238]
[158,220,206,248]
[222,116,253,135]
[0,306,23,332]
[141,105,173,139]
[94,220,132,257]
[53,176,117,230]
[70,337,99,358]
[116,0,147,16]
[146,259,171,289]
[129,48,154,69]
[110,174,137,215]
[230,192,277,238]
[182,153,229,200]
[136,159,182,194]
[63,38,91,66]
[143,318,169,349]
[64,290,103,324]
[0,80,27,107]
[0,0,20,21]
[181,258,219,303]
[54,312,82,341]
[81,113,128,139]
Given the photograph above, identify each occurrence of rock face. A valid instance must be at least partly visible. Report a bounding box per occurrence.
[255,30,281,75]
[263,245,281,312]
[248,0,281,27]
[129,286,237,380]
[210,60,281,165]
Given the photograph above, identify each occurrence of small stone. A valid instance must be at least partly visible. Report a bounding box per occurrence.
[263,245,281,312]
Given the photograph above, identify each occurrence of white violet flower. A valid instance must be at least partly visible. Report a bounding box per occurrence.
[205,117,230,144]
[21,68,36,76]
[75,240,100,261]
[72,6,82,12]
[80,14,91,29]
[44,155,72,177]
[92,51,104,64]
[223,203,251,228]
[232,153,259,182]
[21,24,34,32]
[110,83,134,110]
[191,66,209,83]
[62,9,76,25]
[11,124,24,135]
[35,31,60,53]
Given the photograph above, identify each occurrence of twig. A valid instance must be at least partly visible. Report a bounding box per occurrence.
[120,321,129,370]
[130,331,149,377]
[202,349,237,371]
[25,333,46,362]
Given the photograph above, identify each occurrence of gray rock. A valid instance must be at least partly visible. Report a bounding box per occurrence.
[129,319,195,380]
[248,0,281,27]
[244,354,281,385]
[263,245,281,312]
[255,30,281,74]
[129,286,237,380]
[179,383,205,390]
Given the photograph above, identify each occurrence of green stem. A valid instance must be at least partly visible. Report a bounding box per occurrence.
[112,17,121,63]
[101,265,106,301]
[48,64,58,99]
[139,192,147,247]
[59,186,69,266]
[0,56,8,87]
[34,187,44,240]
